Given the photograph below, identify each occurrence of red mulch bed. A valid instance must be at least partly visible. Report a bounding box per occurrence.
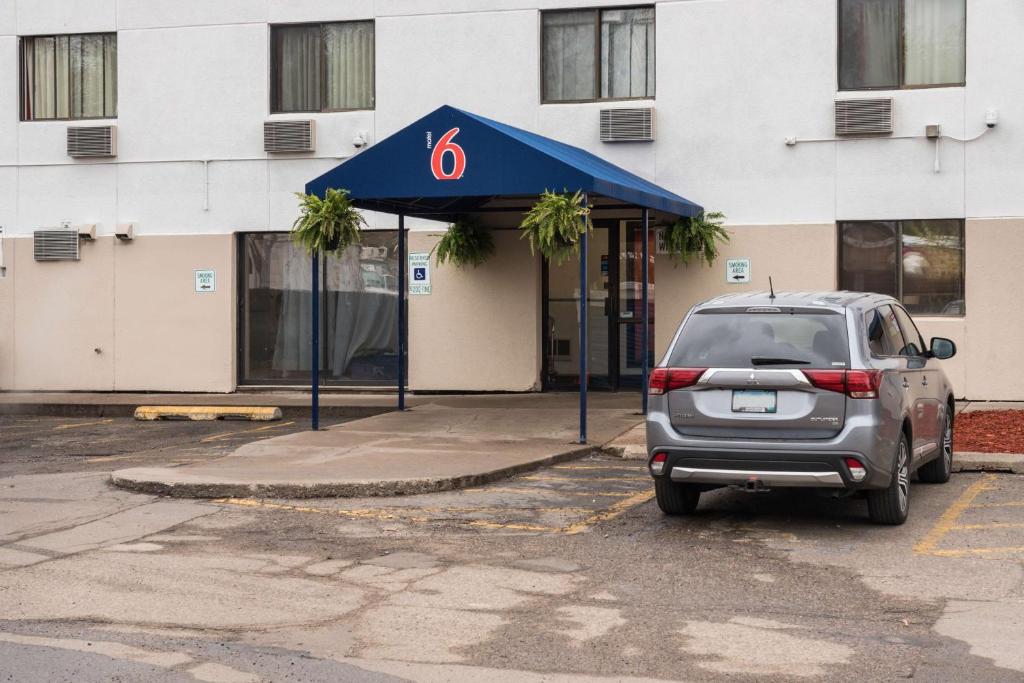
[954,410,1024,454]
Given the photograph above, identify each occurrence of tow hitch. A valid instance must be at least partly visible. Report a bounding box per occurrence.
[742,477,769,493]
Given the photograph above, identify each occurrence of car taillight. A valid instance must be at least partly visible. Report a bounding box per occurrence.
[803,369,883,399]
[650,452,668,476]
[649,368,706,395]
[845,457,867,482]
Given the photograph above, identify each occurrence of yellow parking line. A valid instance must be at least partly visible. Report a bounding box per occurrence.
[54,419,114,430]
[550,464,643,471]
[925,546,1024,558]
[200,421,295,443]
[520,475,644,483]
[915,475,998,556]
[561,490,656,535]
[462,487,637,498]
[951,522,1024,531]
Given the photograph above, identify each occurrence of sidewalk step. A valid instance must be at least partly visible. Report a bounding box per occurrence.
[134,406,282,421]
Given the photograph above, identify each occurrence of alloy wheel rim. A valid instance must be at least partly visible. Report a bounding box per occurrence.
[943,420,953,468]
[897,443,910,513]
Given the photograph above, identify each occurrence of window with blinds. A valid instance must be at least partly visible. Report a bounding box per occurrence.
[20,33,117,121]
[271,21,375,113]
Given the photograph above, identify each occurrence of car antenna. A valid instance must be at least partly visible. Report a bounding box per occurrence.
[769,276,776,300]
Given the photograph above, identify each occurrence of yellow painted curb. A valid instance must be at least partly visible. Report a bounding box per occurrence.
[134,406,282,421]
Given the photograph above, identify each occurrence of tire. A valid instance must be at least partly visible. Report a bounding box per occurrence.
[867,434,911,525]
[918,411,953,484]
[654,478,700,515]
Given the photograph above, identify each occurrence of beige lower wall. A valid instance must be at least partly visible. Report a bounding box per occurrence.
[408,229,542,392]
[1,234,235,392]
[655,223,838,360]
[0,238,16,390]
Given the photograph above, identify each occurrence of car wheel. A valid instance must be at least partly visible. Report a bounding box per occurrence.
[867,434,911,525]
[918,412,953,484]
[654,478,700,515]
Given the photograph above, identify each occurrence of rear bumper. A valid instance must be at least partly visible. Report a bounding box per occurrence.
[670,465,844,488]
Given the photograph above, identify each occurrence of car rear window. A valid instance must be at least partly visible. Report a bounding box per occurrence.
[667,309,850,369]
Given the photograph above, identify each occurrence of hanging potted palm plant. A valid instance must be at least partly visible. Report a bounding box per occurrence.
[662,210,730,266]
[290,188,366,255]
[432,217,495,268]
[518,189,592,265]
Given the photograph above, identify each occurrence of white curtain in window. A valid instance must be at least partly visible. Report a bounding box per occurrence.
[543,10,596,101]
[325,21,374,110]
[276,25,320,112]
[601,7,654,99]
[904,0,965,86]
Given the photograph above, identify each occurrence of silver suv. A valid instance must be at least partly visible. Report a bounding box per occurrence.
[646,292,957,525]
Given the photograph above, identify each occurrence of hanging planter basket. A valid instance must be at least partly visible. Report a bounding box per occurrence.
[432,217,496,268]
[290,188,366,255]
[662,210,730,267]
[518,189,592,265]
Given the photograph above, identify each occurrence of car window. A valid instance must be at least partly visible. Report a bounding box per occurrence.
[865,307,901,356]
[668,310,850,368]
[891,305,926,357]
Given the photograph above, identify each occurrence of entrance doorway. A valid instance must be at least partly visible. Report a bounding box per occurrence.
[543,220,655,391]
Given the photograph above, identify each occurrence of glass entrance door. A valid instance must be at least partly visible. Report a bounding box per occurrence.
[543,222,654,391]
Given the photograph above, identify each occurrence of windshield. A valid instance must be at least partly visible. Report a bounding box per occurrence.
[668,310,850,369]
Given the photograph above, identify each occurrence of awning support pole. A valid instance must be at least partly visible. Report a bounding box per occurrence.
[398,213,407,411]
[311,249,320,431]
[578,193,589,444]
[641,208,650,416]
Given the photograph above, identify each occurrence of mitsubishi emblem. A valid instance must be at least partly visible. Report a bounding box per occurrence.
[746,373,759,385]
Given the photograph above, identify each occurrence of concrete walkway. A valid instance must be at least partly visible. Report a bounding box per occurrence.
[111,394,643,498]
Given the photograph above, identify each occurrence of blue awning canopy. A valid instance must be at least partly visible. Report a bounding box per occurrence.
[306,105,702,221]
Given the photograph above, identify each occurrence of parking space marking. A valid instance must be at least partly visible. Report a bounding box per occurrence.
[53,419,115,430]
[200,421,296,443]
[561,490,656,535]
[465,487,637,498]
[550,464,643,471]
[519,475,643,484]
[914,474,1024,558]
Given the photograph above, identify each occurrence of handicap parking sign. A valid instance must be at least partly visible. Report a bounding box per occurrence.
[408,253,431,295]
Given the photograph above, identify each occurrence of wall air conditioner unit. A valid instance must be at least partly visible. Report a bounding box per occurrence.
[600,107,655,142]
[834,98,893,136]
[264,120,316,153]
[67,125,117,157]
[33,229,80,261]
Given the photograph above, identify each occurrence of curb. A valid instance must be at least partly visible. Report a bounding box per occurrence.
[0,403,388,420]
[109,445,620,499]
[134,405,282,421]
[953,451,1024,474]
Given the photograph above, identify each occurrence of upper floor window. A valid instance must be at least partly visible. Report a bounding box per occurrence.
[20,33,117,121]
[838,220,965,316]
[271,21,374,113]
[542,7,654,103]
[838,0,965,90]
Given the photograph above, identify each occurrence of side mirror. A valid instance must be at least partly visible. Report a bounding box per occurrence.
[930,337,956,360]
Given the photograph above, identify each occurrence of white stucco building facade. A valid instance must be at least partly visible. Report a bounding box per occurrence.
[1,0,1021,398]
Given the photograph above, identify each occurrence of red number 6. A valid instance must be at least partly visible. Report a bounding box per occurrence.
[430,128,466,180]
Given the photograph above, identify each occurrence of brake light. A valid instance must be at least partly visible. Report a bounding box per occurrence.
[650,452,668,476]
[802,369,883,399]
[649,368,706,395]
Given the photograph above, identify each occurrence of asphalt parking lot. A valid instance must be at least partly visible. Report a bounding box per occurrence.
[2,415,1023,681]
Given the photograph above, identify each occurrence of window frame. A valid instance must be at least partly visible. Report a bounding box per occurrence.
[18,31,118,122]
[269,20,376,115]
[836,0,967,92]
[837,219,966,318]
[539,5,656,105]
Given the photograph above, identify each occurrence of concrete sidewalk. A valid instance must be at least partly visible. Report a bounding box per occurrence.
[111,394,643,498]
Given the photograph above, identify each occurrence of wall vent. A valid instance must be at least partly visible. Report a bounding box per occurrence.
[600,108,655,142]
[264,120,316,153]
[834,98,893,136]
[33,230,80,261]
[67,125,116,157]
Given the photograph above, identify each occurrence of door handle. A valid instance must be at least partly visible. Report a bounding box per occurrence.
[921,377,929,387]
[902,378,910,389]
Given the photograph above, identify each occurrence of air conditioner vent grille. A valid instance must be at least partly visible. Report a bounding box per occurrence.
[33,230,80,261]
[600,107,655,142]
[264,120,316,153]
[835,98,893,136]
[67,125,116,157]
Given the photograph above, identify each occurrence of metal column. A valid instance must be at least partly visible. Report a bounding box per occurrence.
[578,194,588,444]
[311,250,320,431]
[397,214,407,411]
[641,208,650,415]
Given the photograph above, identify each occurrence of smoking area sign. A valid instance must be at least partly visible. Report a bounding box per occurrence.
[194,269,216,293]
[726,258,751,284]
[409,253,431,295]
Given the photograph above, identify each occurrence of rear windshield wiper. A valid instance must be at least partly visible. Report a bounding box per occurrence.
[751,357,811,366]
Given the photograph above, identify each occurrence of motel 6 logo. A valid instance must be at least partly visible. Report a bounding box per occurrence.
[428,127,466,180]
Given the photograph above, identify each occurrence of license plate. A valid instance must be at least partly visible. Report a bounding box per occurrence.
[732,389,777,413]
